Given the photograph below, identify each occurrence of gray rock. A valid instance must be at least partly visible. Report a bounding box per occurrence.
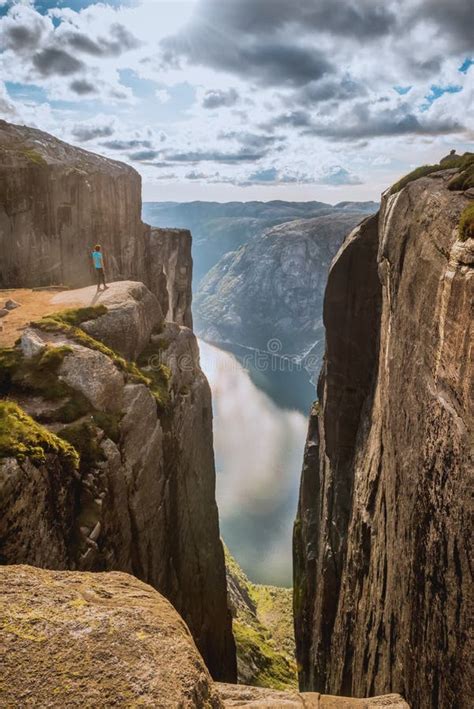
[20,328,46,358]
[59,344,125,412]
[4,299,21,310]
[0,308,9,318]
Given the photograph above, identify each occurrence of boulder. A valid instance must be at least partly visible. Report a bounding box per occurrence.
[59,344,125,412]
[52,281,163,360]
[0,565,223,708]
[20,327,46,358]
[0,308,9,318]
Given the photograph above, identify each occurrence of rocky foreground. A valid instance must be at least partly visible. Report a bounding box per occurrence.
[0,280,235,681]
[0,565,409,708]
[294,159,473,709]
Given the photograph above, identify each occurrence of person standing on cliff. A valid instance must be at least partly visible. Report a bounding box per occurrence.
[91,245,108,292]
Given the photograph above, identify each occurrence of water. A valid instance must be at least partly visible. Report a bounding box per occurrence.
[199,339,310,587]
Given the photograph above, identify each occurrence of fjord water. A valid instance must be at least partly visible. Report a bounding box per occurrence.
[199,339,309,586]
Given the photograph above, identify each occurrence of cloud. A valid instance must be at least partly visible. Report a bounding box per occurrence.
[317,166,362,185]
[410,0,473,54]
[202,87,239,108]
[102,139,153,151]
[71,122,114,142]
[32,48,84,77]
[128,149,159,161]
[69,79,96,95]
[59,24,141,58]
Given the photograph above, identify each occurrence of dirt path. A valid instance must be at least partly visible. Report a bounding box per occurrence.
[0,289,82,348]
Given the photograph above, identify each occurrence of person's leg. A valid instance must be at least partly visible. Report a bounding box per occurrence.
[101,269,108,289]
[96,268,102,290]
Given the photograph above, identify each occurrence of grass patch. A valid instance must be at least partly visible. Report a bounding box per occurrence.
[53,305,107,326]
[0,401,78,472]
[0,344,72,400]
[458,204,474,242]
[390,152,474,195]
[91,411,121,443]
[21,148,47,166]
[233,621,297,691]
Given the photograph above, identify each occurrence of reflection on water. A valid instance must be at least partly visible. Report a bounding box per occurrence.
[199,339,310,586]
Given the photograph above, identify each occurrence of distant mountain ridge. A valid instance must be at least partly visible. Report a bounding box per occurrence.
[142,200,379,284]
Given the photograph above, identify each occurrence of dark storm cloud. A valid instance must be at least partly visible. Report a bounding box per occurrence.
[102,139,153,150]
[128,149,160,161]
[162,31,334,88]
[71,124,114,141]
[61,24,141,58]
[69,79,96,95]
[218,131,284,150]
[33,48,84,77]
[297,77,366,105]
[411,0,473,53]
[195,0,396,39]
[163,147,268,163]
[260,110,313,131]
[302,104,465,140]
[202,88,239,109]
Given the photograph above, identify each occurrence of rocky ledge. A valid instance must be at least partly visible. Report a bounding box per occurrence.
[0,280,236,681]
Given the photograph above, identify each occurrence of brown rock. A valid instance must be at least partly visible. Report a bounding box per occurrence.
[0,565,223,708]
[0,120,192,326]
[217,683,409,708]
[294,173,473,708]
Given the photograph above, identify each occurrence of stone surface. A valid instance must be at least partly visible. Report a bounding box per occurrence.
[149,227,193,328]
[194,212,374,374]
[217,684,409,708]
[20,327,47,358]
[0,284,236,682]
[294,171,473,709]
[4,298,21,310]
[0,120,192,326]
[0,565,223,708]
[53,280,163,360]
[59,343,125,412]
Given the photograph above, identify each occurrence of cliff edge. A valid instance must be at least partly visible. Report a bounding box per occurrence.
[294,162,473,708]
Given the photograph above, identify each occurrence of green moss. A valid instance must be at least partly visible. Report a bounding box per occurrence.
[53,305,107,326]
[91,412,121,443]
[0,344,72,400]
[34,314,171,411]
[21,148,47,166]
[233,621,297,691]
[57,421,105,473]
[390,152,474,195]
[458,204,474,242]
[0,401,78,472]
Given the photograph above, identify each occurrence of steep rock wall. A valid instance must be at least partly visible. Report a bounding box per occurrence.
[0,120,191,326]
[0,296,236,678]
[294,171,473,709]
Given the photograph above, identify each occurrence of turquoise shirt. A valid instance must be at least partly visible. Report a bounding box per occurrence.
[92,251,103,269]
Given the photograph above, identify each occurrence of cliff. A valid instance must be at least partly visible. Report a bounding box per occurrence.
[224,545,297,690]
[0,120,192,327]
[294,161,473,708]
[0,564,409,708]
[0,280,236,682]
[194,212,374,369]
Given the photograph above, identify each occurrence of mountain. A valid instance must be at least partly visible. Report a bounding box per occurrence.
[294,156,473,709]
[142,199,378,285]
[194,212,371,372]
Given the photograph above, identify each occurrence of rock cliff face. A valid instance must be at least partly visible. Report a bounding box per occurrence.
[0,280,236,682]
[294,168,473,708]
[0,120,191,326]
[195,212,374,367]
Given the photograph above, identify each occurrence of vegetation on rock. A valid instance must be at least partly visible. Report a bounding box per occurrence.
[390,152,474,194]
[458,204,474,241]
[224,545,297,690]
[0,400,78,471]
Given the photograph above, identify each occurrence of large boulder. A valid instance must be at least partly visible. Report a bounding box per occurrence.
[0,565,223,708]
[51,281,163,360]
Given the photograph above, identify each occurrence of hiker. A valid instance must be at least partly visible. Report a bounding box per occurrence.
[91,244,108,292]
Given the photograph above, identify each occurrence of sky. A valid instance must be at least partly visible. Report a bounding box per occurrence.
[0,0,472,202]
